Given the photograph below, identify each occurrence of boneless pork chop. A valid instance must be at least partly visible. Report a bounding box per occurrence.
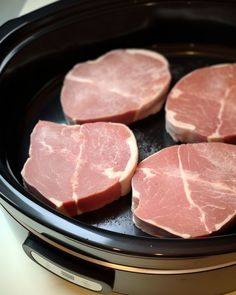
[165,64,236,143]
[132,143,236,238]
[22,121,138,216]
[61,49,171,124]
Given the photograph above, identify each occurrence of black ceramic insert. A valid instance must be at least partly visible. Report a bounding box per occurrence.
[0,0,236,257]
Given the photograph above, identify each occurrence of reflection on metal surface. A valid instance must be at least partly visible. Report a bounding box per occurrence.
[25,220,236,275]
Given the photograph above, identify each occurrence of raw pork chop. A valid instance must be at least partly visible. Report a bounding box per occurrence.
[165,64,236,143]
[22,121,138,216]
[61,49,171,124]
[132,143,236,238]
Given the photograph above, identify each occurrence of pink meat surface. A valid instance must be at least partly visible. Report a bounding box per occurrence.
[22,121,138,216]
[132,143,236,238]
[61,49,171,124]
[165,64,236,143]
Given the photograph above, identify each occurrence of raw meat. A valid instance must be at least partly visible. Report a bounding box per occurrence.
[61,49,171,124]
[165,63,236,143]
[21,121,138,216]
[132,142,236,238]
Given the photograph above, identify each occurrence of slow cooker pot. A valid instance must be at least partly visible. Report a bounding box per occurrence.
[0,1,236,294]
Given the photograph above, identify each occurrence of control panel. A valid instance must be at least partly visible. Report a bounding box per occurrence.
[23,234,115,294]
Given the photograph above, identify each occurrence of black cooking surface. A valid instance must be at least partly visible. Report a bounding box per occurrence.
[15,44,236,237]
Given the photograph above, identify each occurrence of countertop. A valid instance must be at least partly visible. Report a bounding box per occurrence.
[0,1,236,295]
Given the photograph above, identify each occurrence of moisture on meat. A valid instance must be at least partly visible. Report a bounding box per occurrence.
[61,49,171,124]
[132,142,236,238]
[165,64,236,143]
[21,121,138,216]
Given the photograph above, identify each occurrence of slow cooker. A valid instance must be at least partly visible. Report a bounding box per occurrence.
[0,1,236,294]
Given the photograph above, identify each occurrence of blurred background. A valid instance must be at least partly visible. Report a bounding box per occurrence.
[0,0,57,25]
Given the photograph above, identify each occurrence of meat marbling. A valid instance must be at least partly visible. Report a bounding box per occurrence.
[22,121,138,216]
[132,142,236,238]
[165,63,236,143]
[61,49,171,124]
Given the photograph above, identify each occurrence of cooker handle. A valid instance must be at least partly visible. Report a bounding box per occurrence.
[23,234,115,294]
